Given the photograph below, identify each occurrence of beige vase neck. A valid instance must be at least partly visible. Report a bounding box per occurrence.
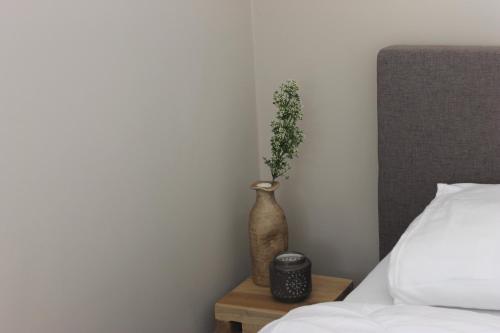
[255,188,276,203]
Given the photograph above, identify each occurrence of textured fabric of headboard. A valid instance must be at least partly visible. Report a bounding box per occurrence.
[378,46,500,258]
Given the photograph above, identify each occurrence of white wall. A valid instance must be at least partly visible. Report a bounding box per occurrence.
[0,1,257,332]
[251,0,500,282]
[5,1,500,331]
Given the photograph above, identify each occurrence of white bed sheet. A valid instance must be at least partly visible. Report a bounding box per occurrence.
[261,303,500,333]
[344,255,392,305]
[343,255,500,317]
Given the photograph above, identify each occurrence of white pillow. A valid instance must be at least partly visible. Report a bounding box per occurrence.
[388,183,500,310]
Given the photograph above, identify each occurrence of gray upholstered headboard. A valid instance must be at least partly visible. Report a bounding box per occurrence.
[378,46,500,258]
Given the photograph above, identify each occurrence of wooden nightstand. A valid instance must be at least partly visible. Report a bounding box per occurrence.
[214,275,353,333]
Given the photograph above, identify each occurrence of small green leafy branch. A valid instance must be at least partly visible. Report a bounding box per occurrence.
[264,80,304,182]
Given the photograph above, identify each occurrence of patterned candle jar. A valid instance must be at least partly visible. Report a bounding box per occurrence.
[269,251,312,303]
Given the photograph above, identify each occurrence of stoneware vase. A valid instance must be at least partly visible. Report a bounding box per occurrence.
[249,181,288,287]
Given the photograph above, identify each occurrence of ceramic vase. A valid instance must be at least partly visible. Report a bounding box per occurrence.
[249,181,288,286]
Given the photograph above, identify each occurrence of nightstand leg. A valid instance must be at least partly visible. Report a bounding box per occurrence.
[215,320,232,333]
[242,323,264,333]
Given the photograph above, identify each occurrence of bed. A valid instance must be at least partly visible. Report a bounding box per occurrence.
[261,46,500,332]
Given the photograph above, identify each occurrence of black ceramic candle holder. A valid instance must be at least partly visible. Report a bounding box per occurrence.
[269,251,312,303]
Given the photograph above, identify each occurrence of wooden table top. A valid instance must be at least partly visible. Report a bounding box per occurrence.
[215,274,353,317]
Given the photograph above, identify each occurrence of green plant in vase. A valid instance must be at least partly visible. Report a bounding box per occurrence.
[264,80,304,183]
